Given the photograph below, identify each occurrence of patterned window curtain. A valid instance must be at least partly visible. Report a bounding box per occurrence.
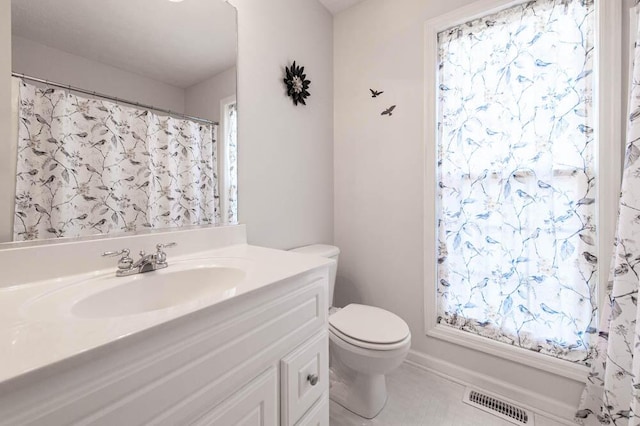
[575,5,640,424]
[436,0,597,364]
[226,101,238,223]
[13,80,220,241]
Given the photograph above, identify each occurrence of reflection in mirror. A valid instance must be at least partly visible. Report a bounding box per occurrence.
[5,0,238,243]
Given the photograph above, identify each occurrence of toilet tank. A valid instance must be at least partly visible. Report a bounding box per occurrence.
[290,244,340,306]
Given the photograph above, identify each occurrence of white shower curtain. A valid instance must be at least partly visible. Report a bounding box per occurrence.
[575,5,640,425]
[13,80,220,241]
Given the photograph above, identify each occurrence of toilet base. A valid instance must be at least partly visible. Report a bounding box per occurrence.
[329,361,388,419]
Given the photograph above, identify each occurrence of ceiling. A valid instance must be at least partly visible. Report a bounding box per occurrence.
[318,0,367,15]
[11,0,237,89]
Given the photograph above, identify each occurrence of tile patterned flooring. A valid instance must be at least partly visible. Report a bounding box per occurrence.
[329,363,567,426]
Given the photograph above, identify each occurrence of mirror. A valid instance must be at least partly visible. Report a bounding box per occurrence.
[3,0,238,244]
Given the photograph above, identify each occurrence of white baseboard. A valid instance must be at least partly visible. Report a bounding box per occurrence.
[405,350,578,425]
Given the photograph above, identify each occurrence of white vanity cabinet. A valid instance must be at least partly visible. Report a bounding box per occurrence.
[0,266,329,426]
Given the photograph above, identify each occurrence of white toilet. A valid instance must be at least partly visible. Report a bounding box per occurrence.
[290,244,411,419]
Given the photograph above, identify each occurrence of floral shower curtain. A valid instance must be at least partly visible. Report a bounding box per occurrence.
[13,80,220,241]
[436,0,597,364]
[576,5,640,424]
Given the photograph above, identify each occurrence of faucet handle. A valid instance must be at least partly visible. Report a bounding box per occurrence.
[102,248,133,271]
[102,248,130,258]
[156,242,177,252]
[155,242,176,265]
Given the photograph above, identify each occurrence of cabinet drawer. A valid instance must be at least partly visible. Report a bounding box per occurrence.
[281,331,328,426]
[192,367,278,426]
[295,393,329,426]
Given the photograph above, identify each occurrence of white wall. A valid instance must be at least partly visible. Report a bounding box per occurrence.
[623,0,635,138]
[333,0,629,417]
[12,36,185,113]
[185,66,236,123]
[230,0,334,249]
[0,0,11,243]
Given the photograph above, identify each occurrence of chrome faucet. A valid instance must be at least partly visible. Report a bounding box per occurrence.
[102,242,177,277]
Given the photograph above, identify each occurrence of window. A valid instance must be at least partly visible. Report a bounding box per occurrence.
[220,96,238,224]
[434,0,600,365]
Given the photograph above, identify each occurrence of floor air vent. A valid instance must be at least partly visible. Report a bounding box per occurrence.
[462,388,534,425]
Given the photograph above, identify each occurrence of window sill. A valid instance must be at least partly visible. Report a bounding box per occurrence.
[426,323,589,383]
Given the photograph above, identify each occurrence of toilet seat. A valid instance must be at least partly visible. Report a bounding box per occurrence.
[329,326,410,351]
[329,304,411,351]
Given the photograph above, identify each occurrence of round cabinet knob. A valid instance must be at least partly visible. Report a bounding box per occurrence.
[307,374,319,386]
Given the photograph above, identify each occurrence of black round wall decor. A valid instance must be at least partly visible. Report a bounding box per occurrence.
[283,61,310,106]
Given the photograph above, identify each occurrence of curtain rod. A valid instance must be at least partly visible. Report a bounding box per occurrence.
[11,72,218,126]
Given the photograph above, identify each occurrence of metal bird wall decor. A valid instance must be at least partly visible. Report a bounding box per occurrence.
[369,88,397,117]
[381,105,396,116]
[284,61,311,106]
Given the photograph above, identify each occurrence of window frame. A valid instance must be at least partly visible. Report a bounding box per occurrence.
[423,0,622,382]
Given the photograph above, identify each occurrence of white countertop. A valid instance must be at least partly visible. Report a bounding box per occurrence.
[0,244,331,384]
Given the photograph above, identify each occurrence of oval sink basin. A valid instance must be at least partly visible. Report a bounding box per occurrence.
[72,266,245,319]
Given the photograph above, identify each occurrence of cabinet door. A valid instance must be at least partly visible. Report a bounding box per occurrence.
[295,394,329,426]
[281,332,329,425]
[192,367,277,426]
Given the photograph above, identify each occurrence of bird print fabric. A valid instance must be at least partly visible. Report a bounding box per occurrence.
[576,4,640,424]
[436,0,597,364]
[13,80,220,241]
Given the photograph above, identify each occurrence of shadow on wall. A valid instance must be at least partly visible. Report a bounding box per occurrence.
[333,275,365,308]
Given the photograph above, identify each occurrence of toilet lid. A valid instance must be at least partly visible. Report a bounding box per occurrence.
[328,304,410,345]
